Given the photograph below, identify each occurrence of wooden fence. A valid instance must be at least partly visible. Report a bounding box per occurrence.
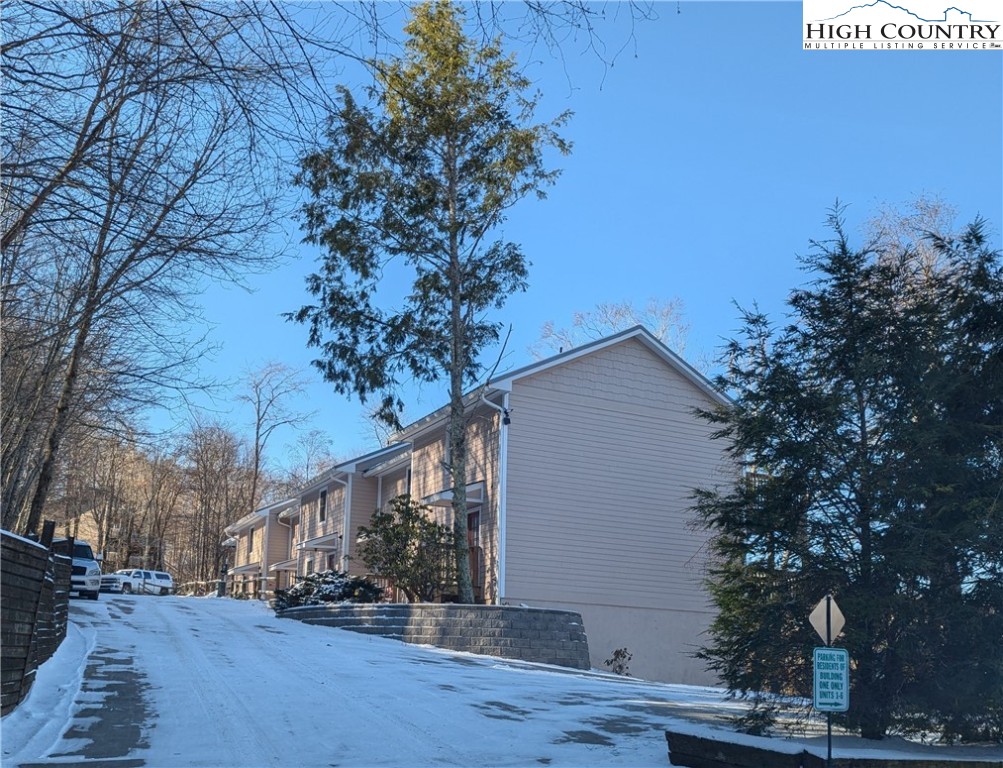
[1,527,72,716]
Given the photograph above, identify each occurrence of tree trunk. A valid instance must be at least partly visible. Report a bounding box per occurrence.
[448,411,473,604]
[448,229,473,603]
[448,336,474,603]
[23,299,97,535]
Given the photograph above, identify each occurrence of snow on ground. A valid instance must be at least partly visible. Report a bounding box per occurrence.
[2,596,1000,767]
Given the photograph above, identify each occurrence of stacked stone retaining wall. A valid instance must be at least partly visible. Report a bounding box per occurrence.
[278,603,590,670]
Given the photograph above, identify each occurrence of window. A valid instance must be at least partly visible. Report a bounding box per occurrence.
[248,527,255,557]
[319,489,327,522]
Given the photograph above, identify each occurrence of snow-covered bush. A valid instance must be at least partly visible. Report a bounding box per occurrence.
[273,570,383,611]
[603,647,632,676]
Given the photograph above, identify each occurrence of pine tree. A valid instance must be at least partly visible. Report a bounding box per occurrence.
[694,208,1003,742]
[290,1,569,603]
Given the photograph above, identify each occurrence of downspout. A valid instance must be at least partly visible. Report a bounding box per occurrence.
[327,476,349,571]
[342,475,353,572]
[480,390,510,604]
[275,513,292,588]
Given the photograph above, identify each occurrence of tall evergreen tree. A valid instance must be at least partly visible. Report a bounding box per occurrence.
[694,208,1003,742]
[291,1,569,603]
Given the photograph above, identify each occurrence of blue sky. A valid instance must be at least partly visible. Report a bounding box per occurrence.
[185,1,1002,470]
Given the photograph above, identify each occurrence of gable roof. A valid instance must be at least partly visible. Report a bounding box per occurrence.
[335,441,411,475]
[392,389,491,442]
[488,325,729,406]
[294,442,414,498]
[225,497,298,535]
[393,325,728,441]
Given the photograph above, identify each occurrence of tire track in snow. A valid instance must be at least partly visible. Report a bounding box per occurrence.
[108,598,470,766]
[124,598,294,767]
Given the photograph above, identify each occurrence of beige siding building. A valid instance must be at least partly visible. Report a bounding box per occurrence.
[224,498,297,597]
[495,331,730,684]
[277,444,412,584]
[268,326,732,684]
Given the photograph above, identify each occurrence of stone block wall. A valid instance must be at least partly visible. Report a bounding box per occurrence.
[278,603,591,670]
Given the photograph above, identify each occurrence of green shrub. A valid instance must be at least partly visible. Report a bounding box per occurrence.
[357,495,456,602]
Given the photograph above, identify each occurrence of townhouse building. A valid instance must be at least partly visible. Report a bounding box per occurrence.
[242,326,732,684]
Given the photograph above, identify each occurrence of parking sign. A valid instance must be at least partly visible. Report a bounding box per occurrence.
[813,647,849,712]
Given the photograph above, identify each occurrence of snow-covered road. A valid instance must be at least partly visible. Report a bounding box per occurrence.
[3,595,746,767]
[9,597,997,767]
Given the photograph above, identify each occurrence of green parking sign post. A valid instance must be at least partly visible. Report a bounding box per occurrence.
[809,595,848,768]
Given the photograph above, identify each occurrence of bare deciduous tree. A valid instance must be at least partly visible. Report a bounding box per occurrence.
[2,0,657,539]
[285,429,337,489]
[2,2,308,533]
[866,195,960,280]
[129,445,185,572]
[175,419,252,586]
[531,298,690,359]
[238,362,312,512]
